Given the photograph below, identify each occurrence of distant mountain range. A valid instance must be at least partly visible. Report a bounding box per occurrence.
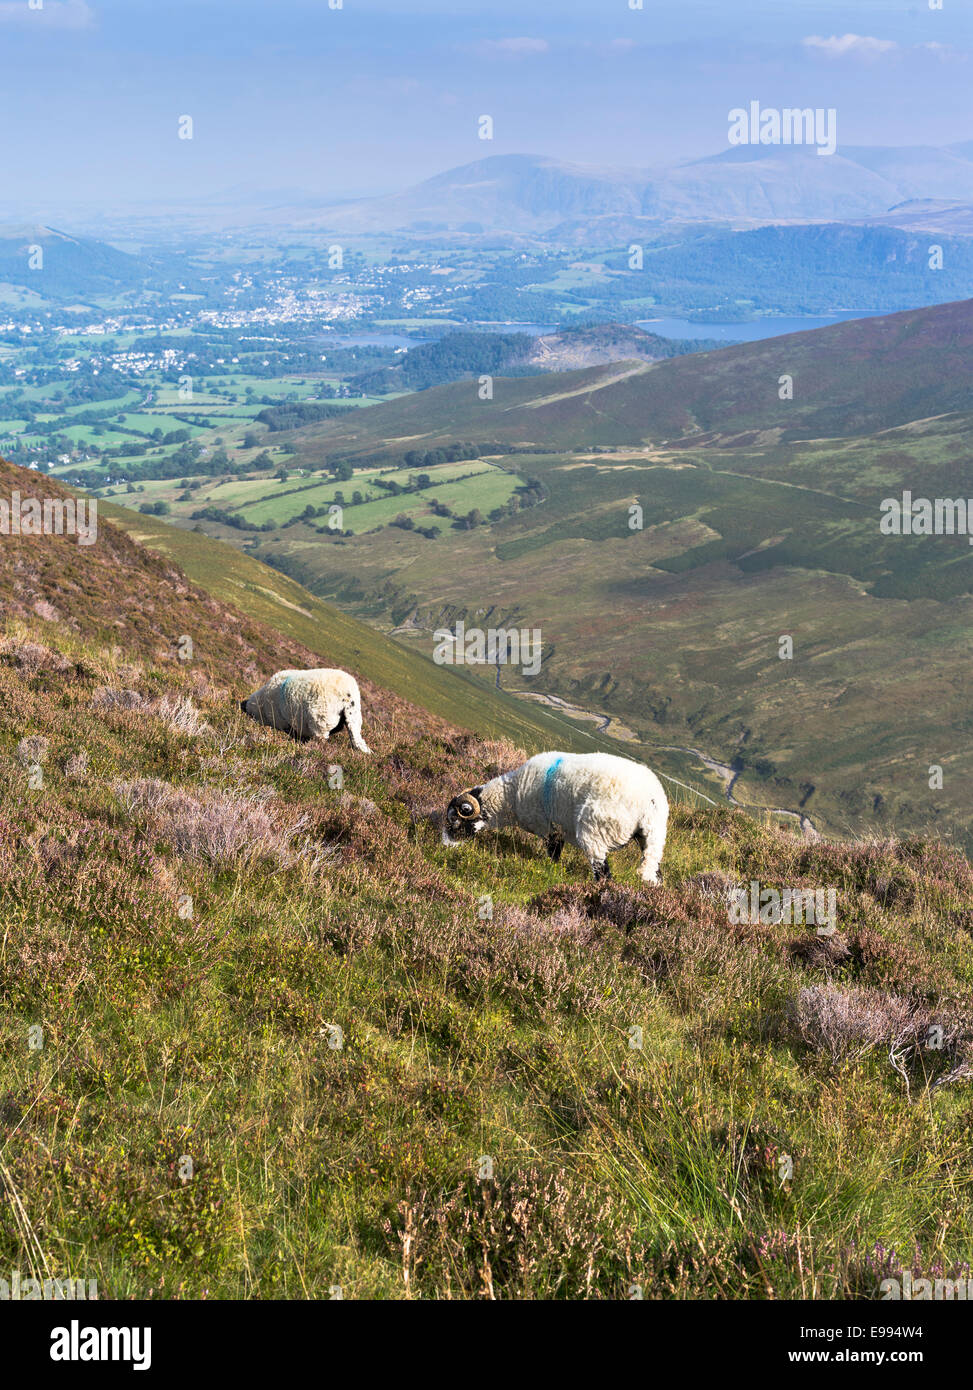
[306,146,973,236]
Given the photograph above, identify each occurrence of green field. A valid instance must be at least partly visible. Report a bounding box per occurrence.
[116,457,522,535]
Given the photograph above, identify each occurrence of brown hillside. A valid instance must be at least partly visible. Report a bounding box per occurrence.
[0,457,455,746]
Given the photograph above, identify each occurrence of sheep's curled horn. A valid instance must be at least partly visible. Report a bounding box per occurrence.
[456,791,481,820]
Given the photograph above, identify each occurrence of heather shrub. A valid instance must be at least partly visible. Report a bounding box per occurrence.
[385,1168,649,1299]
[15,735,49,766]
[2,639,71,674]
[112,777,311,867]
[151,693,212,738]
[785,982,973,1085]
[92,686,146,712]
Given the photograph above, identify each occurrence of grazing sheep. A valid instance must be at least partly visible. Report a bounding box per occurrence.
[442,750,667,883]
[240,668,371,752]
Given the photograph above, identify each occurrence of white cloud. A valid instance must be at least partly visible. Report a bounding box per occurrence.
[0,0,94,28]
[802,33,898,60]
[477,37,550,59]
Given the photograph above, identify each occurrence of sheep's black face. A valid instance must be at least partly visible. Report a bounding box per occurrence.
[442,789,486,846]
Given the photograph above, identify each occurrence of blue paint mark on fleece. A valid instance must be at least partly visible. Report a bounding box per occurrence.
[542,756,564,819]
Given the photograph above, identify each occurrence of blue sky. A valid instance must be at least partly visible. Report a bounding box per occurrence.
[4,0,972,213]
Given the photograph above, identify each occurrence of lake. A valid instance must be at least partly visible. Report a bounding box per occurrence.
[635,312,886,343]
[321,313,885,352]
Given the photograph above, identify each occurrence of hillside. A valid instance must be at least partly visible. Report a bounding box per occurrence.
[99,494,614,759]
[351,324,699,395]
[615,223,973,316]
[866,200,973,237]
[2,456,972,1299]
[287,297,973,459]
[0,224,145,302]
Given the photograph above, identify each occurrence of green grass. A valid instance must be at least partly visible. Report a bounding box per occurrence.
[1,463,972,1299]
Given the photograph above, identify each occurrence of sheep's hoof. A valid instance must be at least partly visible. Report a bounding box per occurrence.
[592,858,612,884]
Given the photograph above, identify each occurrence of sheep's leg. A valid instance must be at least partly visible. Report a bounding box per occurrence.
[545,828,564,863]
[634,819,666,885]
[345,702,372,754]
[592,855,612,884]
[578,823,611,883]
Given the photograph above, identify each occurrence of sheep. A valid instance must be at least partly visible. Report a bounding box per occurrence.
[240,668,371,752]
[442,750,668,883]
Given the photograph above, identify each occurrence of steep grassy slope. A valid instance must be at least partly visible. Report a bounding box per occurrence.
[2,459,973,1299]
[99,496,614,760]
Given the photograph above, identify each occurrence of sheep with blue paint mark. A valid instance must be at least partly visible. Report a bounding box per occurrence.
[240,668,371,752]
[442,751,668,883]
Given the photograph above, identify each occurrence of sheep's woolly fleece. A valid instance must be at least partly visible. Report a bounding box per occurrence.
[241,668,371,752]
[444,751,668,883]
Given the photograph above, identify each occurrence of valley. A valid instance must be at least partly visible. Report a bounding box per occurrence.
[142,299,973,852]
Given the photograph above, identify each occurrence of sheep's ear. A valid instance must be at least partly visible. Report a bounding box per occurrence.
[471,785,484,798]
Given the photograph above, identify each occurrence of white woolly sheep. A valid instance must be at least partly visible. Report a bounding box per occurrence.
[240,668,371,752]
[442,750,668,883]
